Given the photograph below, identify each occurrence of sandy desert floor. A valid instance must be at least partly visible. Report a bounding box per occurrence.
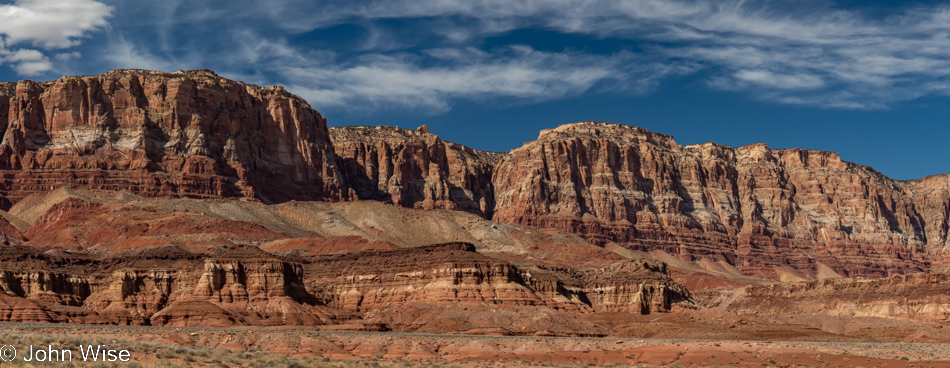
[0,322,948,367]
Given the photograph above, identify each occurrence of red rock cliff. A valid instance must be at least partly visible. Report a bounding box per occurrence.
[304,243,691,316]
[723,273,950,324]
[330,125,501,217]
[5,69,950,281]
[492,122,950,278]
[0,69,351,207]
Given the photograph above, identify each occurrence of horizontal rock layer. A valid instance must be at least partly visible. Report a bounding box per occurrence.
[491,122,950,278]
[0,69,351,208]
[305,243,690,316]
[723,273,950,324]
[0,189,692,332]
[330,125,501,217]
[0,243,690,330]
[331,122,950,279]
[3,70,950,280]
[0,245,333,326]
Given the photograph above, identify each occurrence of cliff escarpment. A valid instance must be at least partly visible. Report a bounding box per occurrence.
[332,122,950,279]
[0,69,351,207]
[3,70,950,281]
[330,125,501,217]
[304,243,689,316]
[0,190,692,334]
[490,122,950,278]
[721,273,950,324]
[0,252,334,327]
[0,242,689,330]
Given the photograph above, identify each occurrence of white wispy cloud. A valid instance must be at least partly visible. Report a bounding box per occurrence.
[733,70,824,90]
[236,0,950,109]
[101,36,181,73]
[284,50,664,111]
[0,0,111,75]
[13,0,950,110]
[1,48,52,75]
[0,0,112,48]
[225,35,691,111]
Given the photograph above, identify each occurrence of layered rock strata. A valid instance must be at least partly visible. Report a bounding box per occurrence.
[0,191,694,331]
[329,121,950,280]
[578,259,689,313]
[723,273,950,324]
[492,122,950,278]
[305,243,691,316]
[0,250,333,326]
[330,125,502,217]
[0,243,690,328]
[3,69,950,282]
[0,69,351,208]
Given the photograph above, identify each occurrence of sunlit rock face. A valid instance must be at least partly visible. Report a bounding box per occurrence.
[3,68,950,282]
[493,121,950,279]
[331,125,502,218]
[0,69,352,208]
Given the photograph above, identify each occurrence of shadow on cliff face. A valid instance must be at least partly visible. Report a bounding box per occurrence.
[3,72,946,283]
[329,125,500,219]
[0,70,353,210]
[0,190,696,334]
[0,188,947,342]
[0,242,695,333]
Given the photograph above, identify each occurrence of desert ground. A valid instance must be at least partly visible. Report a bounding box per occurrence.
[1,321,949,367]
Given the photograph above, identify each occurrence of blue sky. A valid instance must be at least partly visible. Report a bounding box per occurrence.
[0,0,949,180]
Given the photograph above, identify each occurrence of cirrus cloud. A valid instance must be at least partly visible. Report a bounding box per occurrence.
[0,0,112,75]
[14,0,950,109]
[219,0,950,109]
[209,32,695,112]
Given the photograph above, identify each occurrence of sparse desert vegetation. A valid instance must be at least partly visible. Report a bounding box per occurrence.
[0,324,947,367]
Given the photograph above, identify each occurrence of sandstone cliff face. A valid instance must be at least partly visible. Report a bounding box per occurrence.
[0,254,332,327]
[305,243,691,316]
[0,270,92,306]
[3,67,950,305]
[0,189,694,331]
[0,82,12,140]
[85,269,181,325]
[0,243,691,330]
[326,121,950,280]
[5,69,949,282]
[492,122,949,279]
[149,256,333,327]
[0,69,351,207]
[578,259,690,313]
[331,125,501,217]
[723,273,950,324]
[306,243,566,314]
[905,174,950,270]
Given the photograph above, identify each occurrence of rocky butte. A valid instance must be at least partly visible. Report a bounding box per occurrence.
[492,122,950,279]
[334,121,950,279]
[1,70,948,280]
[0,69,351,208]
[0,189,691,332]
[330,125,502,218]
